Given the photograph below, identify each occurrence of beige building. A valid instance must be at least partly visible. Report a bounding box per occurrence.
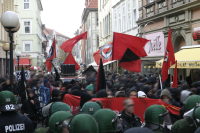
[0,0,18,76]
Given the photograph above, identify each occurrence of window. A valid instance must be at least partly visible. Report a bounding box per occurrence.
[108,13,110,35]
[96,13,98,26]
[114,12,117,32]
[22,19,32,34]
[118,9,122,32]
[122,6,126,31]
[23,41,32,52]
[132,0,137,27]
[100,22,102,39]
[127,2,131,29]
[97,36,99,47]
[24,0,30,9]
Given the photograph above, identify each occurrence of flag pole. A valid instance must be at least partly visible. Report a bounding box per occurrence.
[159,74,163,90]
[117,60,119,73]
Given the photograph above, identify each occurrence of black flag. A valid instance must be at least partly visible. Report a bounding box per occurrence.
[82,65,97,76]
[96,58,106,93]
[19,66,26,93]
[54,66,60,82]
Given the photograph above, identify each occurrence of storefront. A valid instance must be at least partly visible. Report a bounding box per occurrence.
[15,58,31,71]
[141,32,165,76]
[156,45,200,82]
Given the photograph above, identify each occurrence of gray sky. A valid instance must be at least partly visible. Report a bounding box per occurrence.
[41,0,85,38]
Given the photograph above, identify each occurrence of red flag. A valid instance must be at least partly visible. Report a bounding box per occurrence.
[45,37,56,72]
[161,29,176,82]
[61,32,87,53]
[172,60,178,88]
[112,32,149,60]
[96,58,106,93]
[63,52,80,70]
[63,94,180,122]
[93,42,113,65]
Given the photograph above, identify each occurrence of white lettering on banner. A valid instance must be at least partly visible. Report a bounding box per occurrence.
[143,32,165,57]
[15,70,30,81]
[5,123,25,132]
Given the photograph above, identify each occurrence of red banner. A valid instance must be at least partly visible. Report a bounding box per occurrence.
[63,94,180,122]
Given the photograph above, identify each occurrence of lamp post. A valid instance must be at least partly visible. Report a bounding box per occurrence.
[15,51,21,71]
[28,56,32,68]
[1,11,19,93]
[2,43,10,75]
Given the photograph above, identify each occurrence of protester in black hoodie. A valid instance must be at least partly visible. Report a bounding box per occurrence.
[21,89,40,129]
[142,86,156,99]
[47,89,61,105]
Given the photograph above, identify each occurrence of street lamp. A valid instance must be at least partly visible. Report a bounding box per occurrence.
[15,51,21,71]
[1,11,19,93]
[28,56,32,67]
[2,43,10,75]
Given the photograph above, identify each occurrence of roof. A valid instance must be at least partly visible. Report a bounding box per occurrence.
[87,0,98,8]
[44,28,70,39]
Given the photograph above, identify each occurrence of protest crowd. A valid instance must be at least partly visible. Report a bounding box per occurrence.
[0,69,200,133]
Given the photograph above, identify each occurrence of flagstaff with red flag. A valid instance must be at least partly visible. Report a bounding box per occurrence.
[45,37,56,72]
[61,31,87,53]
[161,29,176,83]
[96,58,106,93]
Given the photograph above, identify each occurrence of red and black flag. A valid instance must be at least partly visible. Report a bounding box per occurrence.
[19,65,26,93]
[113,32,149,73]
[63,52,80,70]
[93,42,113,65]
[45,37,56,72]
[61,31,87,53]
[96,58,106,93]
[161,28,176,83]
[119,48,142,73]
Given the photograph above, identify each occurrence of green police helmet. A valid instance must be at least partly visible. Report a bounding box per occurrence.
[69,113,99,133]
[42,102,72,118]
[0,91,18,111]
[184,95,200,112]
[144,105,168,125]
[49,111,72,133]
[93,109,117,133]
[193,107,200,127]
[80,102,101,115]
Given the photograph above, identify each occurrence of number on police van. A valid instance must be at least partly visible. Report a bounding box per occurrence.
[89,108,94,112]
[5,104,15,110]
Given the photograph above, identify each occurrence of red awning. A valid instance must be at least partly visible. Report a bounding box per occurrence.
[15,58,31,67]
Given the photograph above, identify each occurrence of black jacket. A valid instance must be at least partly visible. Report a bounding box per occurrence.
[1,83,11,91]
[120,110,141,132]
[0,111,34,133]
[21,97,40,118]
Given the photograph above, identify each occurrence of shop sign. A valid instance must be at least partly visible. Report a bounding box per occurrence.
[193,27,200,41]
[156,61,200,68]
[143,32,165,57]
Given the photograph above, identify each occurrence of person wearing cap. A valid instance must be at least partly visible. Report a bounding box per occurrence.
[21,89,40,129]
[120,98,141,131]
[80,102,101,115]
[85,84,94,97]
[0,91,34,133]
[160,89,180,108]
[128,87,138,98]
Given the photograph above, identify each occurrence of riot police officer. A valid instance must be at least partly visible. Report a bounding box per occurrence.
[171,95,200,133]
[0,91,34,133]
[80,102,101,115]
[142,105,170,133]
[94,109,123,133]
[55,112,99,133]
